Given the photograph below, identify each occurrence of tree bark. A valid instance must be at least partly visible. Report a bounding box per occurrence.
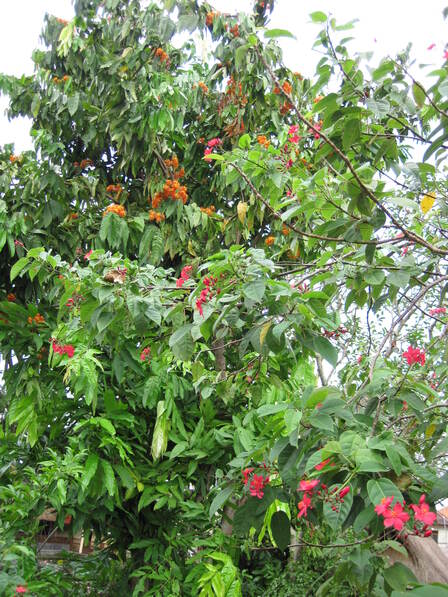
[385,535,448,584]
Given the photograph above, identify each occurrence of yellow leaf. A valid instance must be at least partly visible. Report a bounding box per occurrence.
[420,192,435,214]
[187,240,196,256]
[137,481,144,492]
[425,423,436,438]
[237,201,248,224]
[260,321,271,347]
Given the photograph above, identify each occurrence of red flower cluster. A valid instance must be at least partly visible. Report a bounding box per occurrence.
[140,347,151,362]
[51,339,75,358]
[204,138,222,161]
[429,306,446,316]
[242,466,270,499]
[402,346,426,366]
[196,276,219,316]
[297,479,319,518]
[288,124,301,144]
[297,478,351,518]
[15,587,27,595]
[375,495,436,535]
[176,265,193,288]
[65,293,84,308]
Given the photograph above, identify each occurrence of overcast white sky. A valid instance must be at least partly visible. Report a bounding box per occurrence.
[0,0,447,151]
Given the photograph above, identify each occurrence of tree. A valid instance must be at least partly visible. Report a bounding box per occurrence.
[1,1,448,595]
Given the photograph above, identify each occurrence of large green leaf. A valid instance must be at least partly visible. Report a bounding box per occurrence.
[169,324,194,361]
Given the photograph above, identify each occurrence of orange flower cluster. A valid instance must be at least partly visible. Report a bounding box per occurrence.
[198,81,209,94]
[274,81,292,95]
[280,101,294,115]
[28,313,45,325]
[155,48,170,65]
[68,213,78,220]
[56,18,69,25]
[200,205,216,217]
[9,155,20,163]
[149,210,165,223]
[257,135,270,148]
[103,204,126,217]
[106,184,122,194]
[293,72,303,80]
[313,95,324,104]
[74,158,93,169]
[265,236,275,246]
[206,11,220,27]
[7,293,16,302]
[52,75,69,84]
[282,225,290,236]
[163,155,185,179]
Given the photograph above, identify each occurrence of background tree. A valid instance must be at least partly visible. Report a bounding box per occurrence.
[1,1,448,595]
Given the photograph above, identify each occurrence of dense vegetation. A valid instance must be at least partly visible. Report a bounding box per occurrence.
[1,1,448,594]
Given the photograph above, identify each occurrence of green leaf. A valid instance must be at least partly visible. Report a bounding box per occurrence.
[367,478,403,505]
[169,324,194,361]
[383,562,418,591]
[342,118,360,151]
[81,454,99,491]
[101,460,116,496]
[353,504,375,533]
[151,400,169,461]
[10,257,29,281]
[323,485,353,529]
[238,134,251,149]
[67,92,80,116]
[412,82,426,108]
[270,511,290,551]
[243,279,266,303]
[313,336,338,367]
[209,485,234,519]
[310,11,327,22]
[138,487,155,511]
[355,448,389,472]
[257,403,290,417]
[264,28,296,39]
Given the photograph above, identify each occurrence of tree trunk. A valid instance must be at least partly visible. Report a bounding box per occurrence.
[385,535,448,584]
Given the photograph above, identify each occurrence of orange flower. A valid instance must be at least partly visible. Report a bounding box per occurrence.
[265,236,275,246]
[206,11,220,27]
[7,293,16,302]
[280,101,293,115]
[62,75,70,82]
[200,205,216,217]
[53,76,61,84]
[293,72,303,80]
[56,18,68,25]
[313,95,323,104]
[106,183,122,194]
[273,86,281,95]
[230,24,239,37]
[198,81,209,94]
[282,81,292,95]
[34,313,45,325]
[69,213,78,220]
[103,204,126,218]
[282,225,290,236]
[257,135,270,148]
[155,48,169,64]
[151,192,163,209]
[149,210,165,223]
[9,155,20,163]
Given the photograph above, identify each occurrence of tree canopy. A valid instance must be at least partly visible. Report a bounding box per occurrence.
[1,1,448,595]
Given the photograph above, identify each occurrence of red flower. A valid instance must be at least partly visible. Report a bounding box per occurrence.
[338,486,350,499]
[207,138,222,148]
[383,502,410,531]
[297,492,312,518]
[204,147,213,161]
[444,50,448,60]
[249,474,266,499]
[14,240,24,247]
[176,265,192,287]
[357,355,363,364]
[402,400,408,411]
[140,347,151,362]
[298,479,319,493]
[15,588,27,594]
[428,43,436,50]
[288,125,299,134]
[374,496,394,516]
[84,250,93,260]
[64,344,75,358]
[429,307,446,316]
[314,458,331,471]
[402,346,425,366]
[242,467,254,485]
[410,495,436,526]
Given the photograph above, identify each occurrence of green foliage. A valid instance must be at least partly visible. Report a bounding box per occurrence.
[1,0,448,594]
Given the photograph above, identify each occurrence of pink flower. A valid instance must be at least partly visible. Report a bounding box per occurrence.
[383,502,410,531]
[63,344,75,358]
[357,355,363,364]
[428,43,436,50]
[402,346,425,366]
[285,159,293,169]
[204,147,213,161]
[429,307,446,316]
[298,479,319,493]
[176,278,185,288]
[249,474,266,499]
[84,250,93,260]
[444,50,448,60]
[297,493,312,518]
[15,587,27,594]
[410,495,437,526]
[288,125,299,134]
[140,347,151,362]
[207,138,222,148]
[338,486,350,499]
[242,467,254,485]
[374,496,394,516]
[314,458,331,471]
